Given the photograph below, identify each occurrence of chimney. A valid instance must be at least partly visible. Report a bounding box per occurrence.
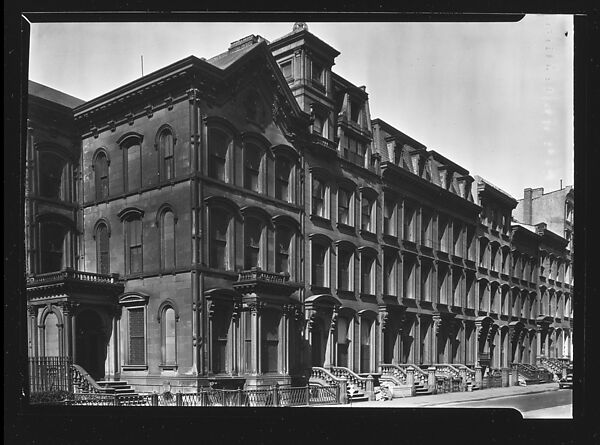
[523,188,533,224]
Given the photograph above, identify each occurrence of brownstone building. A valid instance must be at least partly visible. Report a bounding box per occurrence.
[26,23,573,394]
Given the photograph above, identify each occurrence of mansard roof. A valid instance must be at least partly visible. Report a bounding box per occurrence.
[73,39,308,127]
[475,175,518,209]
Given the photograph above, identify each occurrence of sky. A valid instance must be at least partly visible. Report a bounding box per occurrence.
[28,16,574,200]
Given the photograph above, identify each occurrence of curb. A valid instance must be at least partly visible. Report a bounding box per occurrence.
[419,386,560,407]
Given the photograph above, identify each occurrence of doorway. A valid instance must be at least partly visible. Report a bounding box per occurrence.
[75,310,107,381]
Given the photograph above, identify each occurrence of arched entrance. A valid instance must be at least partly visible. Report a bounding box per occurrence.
[75,309,107,380]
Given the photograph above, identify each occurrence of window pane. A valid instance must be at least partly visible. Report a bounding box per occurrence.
[95,154,108,200]
[312,244,326,286]
[127,142,141,192]
[209,130,228,181]
[44,313,60,356]
[361,198,372,231]
[245,145,261,192]
[210,209,229,269]
[275,157,291,201]
[39,152,65,200]
[338,250,352,290]
[162,211,175,269]
[129,308,145,365]
[338,189,350,225]
[312,179,325,217]
[96,224,110,274]
[164,308,176,364]
[40,223,65,273]
[276,227,292,274]
[245,218,262,269]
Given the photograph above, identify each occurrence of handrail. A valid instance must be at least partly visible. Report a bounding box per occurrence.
[432,363,462,379]
[70,364,114,394]
[379,364,407,385]
[456,364,476,381]
[27,268,122,285]
[310,367,346,386]
[393,364,429,385]
[329,366,370,391]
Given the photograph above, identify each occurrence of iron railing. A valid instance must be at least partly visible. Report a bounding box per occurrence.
[29,356,72,393]
[64,384,342,407]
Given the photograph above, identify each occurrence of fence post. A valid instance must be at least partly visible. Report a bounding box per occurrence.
[474,365,483,388]
[427,367,437,394]
[501,368,510,387]
[339,379,348,405]
[114,395,120,407]
[237,388,242,406]
[366,375,375,401]
[406,366,415,387]
[272,384,279,407]
[305,385,310,406]
[510,363,519,386]
[459,367,467,391]
[176,392,183,407]
[151,393,158,406]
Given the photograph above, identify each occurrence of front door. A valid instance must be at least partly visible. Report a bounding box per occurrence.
[75,309,107,380]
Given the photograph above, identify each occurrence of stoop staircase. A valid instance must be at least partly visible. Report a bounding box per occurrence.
[310,367,369,402]
[96,380,137,394]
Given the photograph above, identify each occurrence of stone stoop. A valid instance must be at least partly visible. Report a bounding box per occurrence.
[96,380,136,394]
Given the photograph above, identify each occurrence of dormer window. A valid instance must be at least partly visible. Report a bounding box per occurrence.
[312,62,324,84]
[350,99,361,123]
[280,60,292,79]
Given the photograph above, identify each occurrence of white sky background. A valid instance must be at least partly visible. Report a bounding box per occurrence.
[28,16,574,199]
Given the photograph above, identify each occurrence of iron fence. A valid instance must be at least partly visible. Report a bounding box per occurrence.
[64,384,342,407]
[29,356,72,393]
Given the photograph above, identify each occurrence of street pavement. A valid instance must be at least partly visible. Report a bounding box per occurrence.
[340,382,572,418]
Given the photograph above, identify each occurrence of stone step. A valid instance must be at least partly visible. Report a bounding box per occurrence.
[97,381,130,387]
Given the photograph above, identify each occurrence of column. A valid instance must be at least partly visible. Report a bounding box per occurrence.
[250,303,261,375]
[27,306,38,358]
[282,307,289,375]
[378,308,388,366]
[414,314,421,365]
[325,308,337,369]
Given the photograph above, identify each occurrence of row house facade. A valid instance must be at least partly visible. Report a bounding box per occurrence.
[25,23,573,392]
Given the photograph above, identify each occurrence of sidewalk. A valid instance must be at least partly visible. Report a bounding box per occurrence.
[340,383,559,407]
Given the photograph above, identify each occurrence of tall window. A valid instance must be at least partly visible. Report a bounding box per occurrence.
[128,307,145,365]
[337,247,353,291]
[244,144,261,192]
[275,156,292,202]
[403,205,416,242]
[212,308,229,374]
[360,318,373,373]
[350,99,361,123]
[124,215,143,274]
[122,137,142,193]
[347,137,365,166]
[40,222,66,273]
[312,178,326,218]
[39,152,67,200]
[438,216,448,252]
[95,222,110,274]
[94,152,109,201]
[383,251,396,295]
[338,187,352,225]
[43,312,60,356]
[312,61,324,84]
[261,310,280,373]
[209,208,231,270]
[280,60,292,79]
[421,210,433,247]
[361,253,375,295]
[160,210,176,270]
[275,226,293,275]
[161,306,177,366]
[383,198,395,236]
[337,317,350,367]
[208,129,229,182]
[312,242,328,287]
[244,218,263,269]
[159,129,175,181]
[361,196,375,232]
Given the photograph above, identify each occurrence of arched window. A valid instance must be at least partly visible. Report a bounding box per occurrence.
[338,187,353,226]
[311,239,330,287]
[244,217,264,269]
[43,312,60,356]
[94,151,109,201]
[40,222,67,273]
[208,128,230,182]
[95,222,110,274]
[312,177,328,218]
[360,250,376,295]
[158,128,175,181]
[160,305,177,367]
[120,135,143,193]
[39,151,67,200]
[336,316,351,367]
[275,155,292,202]
[275,225,292,275]
[337,244,355,292]
[209,207,233,270]
[122,212,143,275]
[383,249,396,295]
[244,143,263,192]
[160,209,176,270]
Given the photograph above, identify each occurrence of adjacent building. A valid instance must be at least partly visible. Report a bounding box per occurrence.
[25,23,573,393]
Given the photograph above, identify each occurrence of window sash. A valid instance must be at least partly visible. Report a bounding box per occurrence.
[128,308,145,365]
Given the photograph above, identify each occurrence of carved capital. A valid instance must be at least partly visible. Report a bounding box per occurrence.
[432,314,443,336]
[247,301,266,314]
[232,302,243,322]
[126,112,134,126]
[27,305,38,318]
[59,301,79,317]
[380,311,390,332]
[330,308,339,333]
